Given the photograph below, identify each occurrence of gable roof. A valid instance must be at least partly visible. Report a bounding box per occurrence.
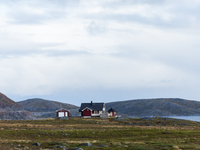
[108,107,116,112]
[56,108,69,112]
[79,102,104,112]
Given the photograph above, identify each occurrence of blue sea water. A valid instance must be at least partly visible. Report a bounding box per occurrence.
[130,116,200,122]
[167,116,200,122]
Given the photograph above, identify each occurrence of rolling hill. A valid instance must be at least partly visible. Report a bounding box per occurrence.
[106,98,200,117]
[0,92,22,111]
[18,98,79,118]
[17,98,200,118]
[0,92,34,120]
[18,98,79,112]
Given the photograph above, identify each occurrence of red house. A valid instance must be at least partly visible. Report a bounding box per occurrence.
[79,101,105,118]
[56,108,70,118]
[108,108,117,117]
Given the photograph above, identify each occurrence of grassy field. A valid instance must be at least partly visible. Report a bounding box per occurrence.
[0,117,200,149]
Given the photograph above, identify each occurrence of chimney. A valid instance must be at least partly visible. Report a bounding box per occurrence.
[91,101,93,105]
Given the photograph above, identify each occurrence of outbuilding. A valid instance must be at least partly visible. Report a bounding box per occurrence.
[56,108,70,118]
[108,108,117,117]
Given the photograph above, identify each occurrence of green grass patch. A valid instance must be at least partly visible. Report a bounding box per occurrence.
[0,117,199,149]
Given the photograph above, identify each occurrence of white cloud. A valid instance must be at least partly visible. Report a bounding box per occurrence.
[1,0,200,103]
[0,54,197,97]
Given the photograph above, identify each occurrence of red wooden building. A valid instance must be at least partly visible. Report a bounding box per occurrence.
[79,101,105,118]
[56,108,70,117]
[108,108,117,117]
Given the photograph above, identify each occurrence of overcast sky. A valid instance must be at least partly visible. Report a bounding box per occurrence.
[1,0,200,106]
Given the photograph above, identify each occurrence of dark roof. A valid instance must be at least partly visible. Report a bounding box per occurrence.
[108,107,116,112]
[79,102,104,112]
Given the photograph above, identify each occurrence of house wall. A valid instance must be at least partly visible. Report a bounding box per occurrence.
[92,110,99,114]
[112,111,116,116]
[82,109,91,117]
[91,110,100,117]
[57,109,69,117]
[108,111,116,117]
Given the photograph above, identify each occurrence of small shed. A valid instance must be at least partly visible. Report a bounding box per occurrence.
[108,108,117,117]
[56,108,70,117]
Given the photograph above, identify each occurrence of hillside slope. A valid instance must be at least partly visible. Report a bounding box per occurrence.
[106,98,200,116]
[18,98,79,112]
[0,92,22,111]
[0,92,34,120]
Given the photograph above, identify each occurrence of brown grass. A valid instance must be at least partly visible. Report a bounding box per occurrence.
[0,117,198,149]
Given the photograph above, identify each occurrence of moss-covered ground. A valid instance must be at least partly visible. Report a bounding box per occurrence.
[0,117,200,149]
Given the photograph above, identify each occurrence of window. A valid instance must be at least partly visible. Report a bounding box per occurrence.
[94,111,98,114]
[58,112,64,117]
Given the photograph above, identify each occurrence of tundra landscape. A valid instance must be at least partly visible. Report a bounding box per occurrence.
[0,117,200,150]
[1,93,200,149]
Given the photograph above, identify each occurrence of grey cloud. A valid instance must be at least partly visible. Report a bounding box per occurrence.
[169,5,200,24]
[0,0,80,7]
[81,1,200,29]
[45,50,91,57]
[82,13,186,29]
[8,10,68,25]
[8,12,47,24]
[130,0,167,5]
[4,0,80,25]
[86,21,107,36]
[102,0,167,8]
[154,52,200,77]
[0,49,91,58]
[7,8,67,25]
[108,14,176,27]
[38,0,80,7]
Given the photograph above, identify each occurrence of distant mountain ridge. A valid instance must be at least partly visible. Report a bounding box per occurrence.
[105,98,200,116]
[18,98,79,112]
[18,98,200,117]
